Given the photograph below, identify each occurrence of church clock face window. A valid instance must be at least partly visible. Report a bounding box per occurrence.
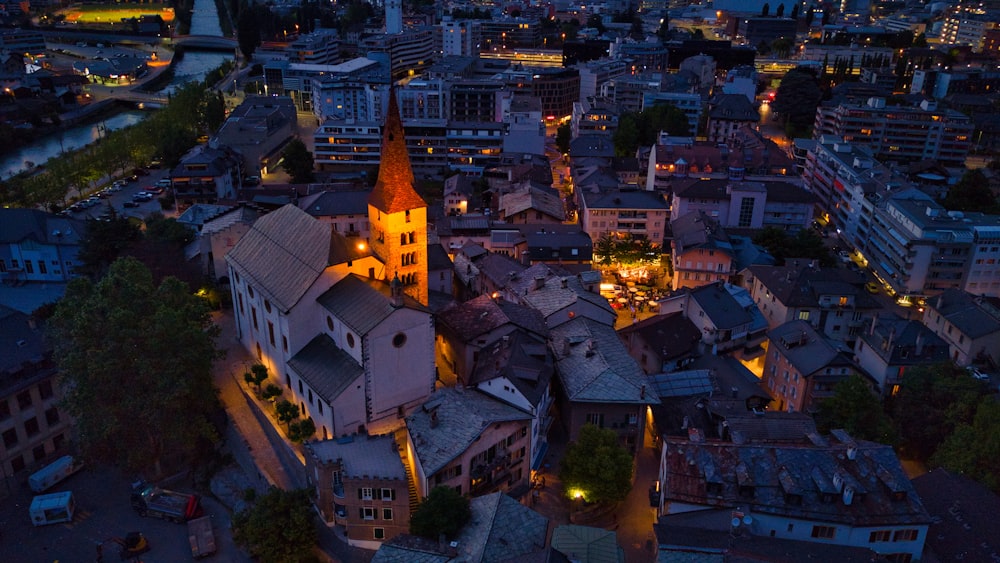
[346,333,355,348]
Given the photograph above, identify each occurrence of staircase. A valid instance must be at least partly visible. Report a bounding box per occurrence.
[401,456,420,514]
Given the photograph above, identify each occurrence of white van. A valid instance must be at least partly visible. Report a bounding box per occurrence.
[30,491,76,526]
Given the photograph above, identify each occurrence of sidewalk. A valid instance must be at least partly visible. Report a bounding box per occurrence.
[211,311,373,563]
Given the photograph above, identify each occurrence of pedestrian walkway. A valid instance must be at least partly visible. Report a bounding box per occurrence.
[210,311,373,563]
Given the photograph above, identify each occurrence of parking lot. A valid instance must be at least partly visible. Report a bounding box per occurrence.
[0,466,245,562]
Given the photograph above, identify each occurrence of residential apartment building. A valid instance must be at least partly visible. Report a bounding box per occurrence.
[670,211,735,291]
[763,320,866,414]
[0,306,73,491]
[577,59,628,99]
[304,434,410,548]
[578,189,670,243]
[439,18,480,57]
[941,10,999,52]
[741,263,880,344]
[213,96,297,178]
[707,94,760,144]
[498,67,580,119]
[855,315,950,396]
[360,28,436,80]
[656,431,931,562]
[479,18,543,50]
[0,210,85,284]
[658,281,768,356]
[670,179,815,233]
[403,387,532,499]
[170,143,243,204]
[813,97,973,167]
[922,289,1000,366]
[645,135,797,194]
[268,58,385,112]
[286,28,341,65]
[571,96,620,139]
[310,59,387,121]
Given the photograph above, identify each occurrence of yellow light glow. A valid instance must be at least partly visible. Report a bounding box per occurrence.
[570,488,585,499]
[357,242,366,251]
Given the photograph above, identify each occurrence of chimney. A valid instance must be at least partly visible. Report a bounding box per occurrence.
[561,277,568,289]
[534,275,546,290]
[430,410,439,428]
[869,313,878,336]
[390,274,404,308]
[915,331,924,356]
[640,384,646,399]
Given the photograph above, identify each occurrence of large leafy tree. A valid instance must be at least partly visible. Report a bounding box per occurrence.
[410,485,471,540]
[816,375,896,444]
[237,8,262,59]
[614,103,691,157]
[281,138,315,184]
[943,169,1000,214]
[559,424,633,503]
[76,215,143,278]
[752,227,834,266]
[48,258,221,476]
[931,400,1000,493]
[232,488,317,562]
[555,123,572,155]
[771,66,823,138]
[889,362,989,462]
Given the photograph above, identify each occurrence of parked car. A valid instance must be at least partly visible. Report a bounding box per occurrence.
[967,366,990,381]
[864,282,880,294]
[123,201,140,208]
[838,250,851,264]
[147,186,164,194]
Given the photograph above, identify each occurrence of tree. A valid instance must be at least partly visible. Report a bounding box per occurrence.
[790,3,800,19]
[276,399,300,428]
[889,362,989,461]
[246,363,268,392]
[943,169,1000,214]
[281,138,315,184]
[76,215,143,278]
[410,486,471,540]
[772,37,793,58]
[559,424,633,504]
[48,258,221,476]
[913,33,928,48]
[931,400,1000,493]
[776,3,785,17]
[657,14,670,40]
[752,227,834,266]
[237,9,262,59]
[232,488,317,563]
[555,123,572,155]
[288,418,316,443]
[761,3,770,16]
[771,67,823,138]
[816,375,896,444]
[586,14,606,34]
[262,384,283,402]
[204,91,226,133]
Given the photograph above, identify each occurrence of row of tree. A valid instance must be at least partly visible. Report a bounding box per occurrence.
[0,76,229,210]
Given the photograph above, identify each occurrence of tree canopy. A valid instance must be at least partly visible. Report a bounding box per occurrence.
[409,485,472,540]
[613,103,691,157]
[232,488,317,563]
[943,169,1000,214]
[559,424,633,503]
[816,375,896,444]
[555,123,572,155]
[771,67,823,138]
[931,400,1000,493]
[48,257,221,475]
[889,362,989,462]
[281,138,315,184]
[751,227,834,266]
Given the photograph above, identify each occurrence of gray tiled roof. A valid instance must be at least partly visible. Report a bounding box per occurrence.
[427,243,453,272]
[470,330,553,408]
[406,387,531,476]
[709,93,760,121]
[317,274,428,336]
[661,434,931,527]
[550,317,658,404]
[305,433,405,480]
[583,189,669,211]
[456,492,549,562]
[200,204,261,235]
[0,305,47,376]
[225,204,334,312]
[177,204,233,227]
[767,320,843,377]
[298,190,371,217]
[511,265,614,320]
[372,541,451,563]
[286,334,363,404]
[927,288,1000,339]
[551,525,623,563]
[857,315,950,366]
[616,312,701,362]
[499,186,566,221]
[912,468,1000,563]
[0,209,85,246]
[436,294,547,343]
[674,179,816,205]
[689,282,753,329]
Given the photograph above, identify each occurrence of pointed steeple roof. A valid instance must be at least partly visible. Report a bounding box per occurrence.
[368,88,426,214]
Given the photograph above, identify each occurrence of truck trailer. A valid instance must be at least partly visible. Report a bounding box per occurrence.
[187,515,217,558]
[30,491,76,526]
[29,455,84,493]
[130,481,203,523]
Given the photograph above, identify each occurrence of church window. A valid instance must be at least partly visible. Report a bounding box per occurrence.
[401,234,407,245]
[393,333,407,348]
[409,232,415,244]
[405,210,410,223]
[346,333,355,348]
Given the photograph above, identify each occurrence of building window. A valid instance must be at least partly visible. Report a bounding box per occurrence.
[381,488,396,500]
[25,260,34,274]
[33,444,46,462]
[382,508,393,520]
[738,197,755,228]
[797,311,810,321]
[264,299,272,313]
[811,525,835,539]
[10,454,24,473]
[585,413,604,427]
[267,321,275,346]
[893,529,918,542]
[17,390,31,410]
[38,381,53,401]
[327,316,334,331]
[374,528,385,540]
[2,428,17,448]
[282,336,288,352]
[45,407,60,426]
[361,507,375,520]
[251,307,258,331]
[360,487,373,500]
[392,333,406,348]
[38,261,46,274]
[346,333,355,348]
[25,416,40,437]
[247,285,255,298]
[0,400,9,420]
[869,530,891,542]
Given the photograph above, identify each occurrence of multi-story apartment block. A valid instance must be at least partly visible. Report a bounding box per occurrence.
[170,143,242,204]
[610,37,669,73]
[498,67,580,119]
[670,211,735,291]
[813,97,974,167]
[577,59,628,99]
[642,91,704,136]
[923,289,1000,367]
[214,95,297,178]
[439,17,480,57]
[502,95,545,156]
[361,27,436,80]
[579,189,670,243]
[656,431,931,562]
[571,96,620,138]
[707,94,760,143]
[449,79,505,122]
[311,61,387,122]
[603,74,662,113]
[763,320,866,414]
[866,189,1000,299]
[911,68,1000,100]
[941,10,999,52]
[304,434,410,548]
[741,263,880,344]
[0,210,85,284]
[286,28,341,65]
[855,315,950,396]
[479,18,543,50]
[645,135,798,194]
[670,179,814,232]
[1,306,74,490]
[314,119,383,170]
[721,65,758,104]
[269,57,387,112]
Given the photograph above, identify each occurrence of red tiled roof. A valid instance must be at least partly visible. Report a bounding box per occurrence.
[368,89,426,213]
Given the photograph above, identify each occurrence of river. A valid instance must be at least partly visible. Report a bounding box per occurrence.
[0,0,232,178]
